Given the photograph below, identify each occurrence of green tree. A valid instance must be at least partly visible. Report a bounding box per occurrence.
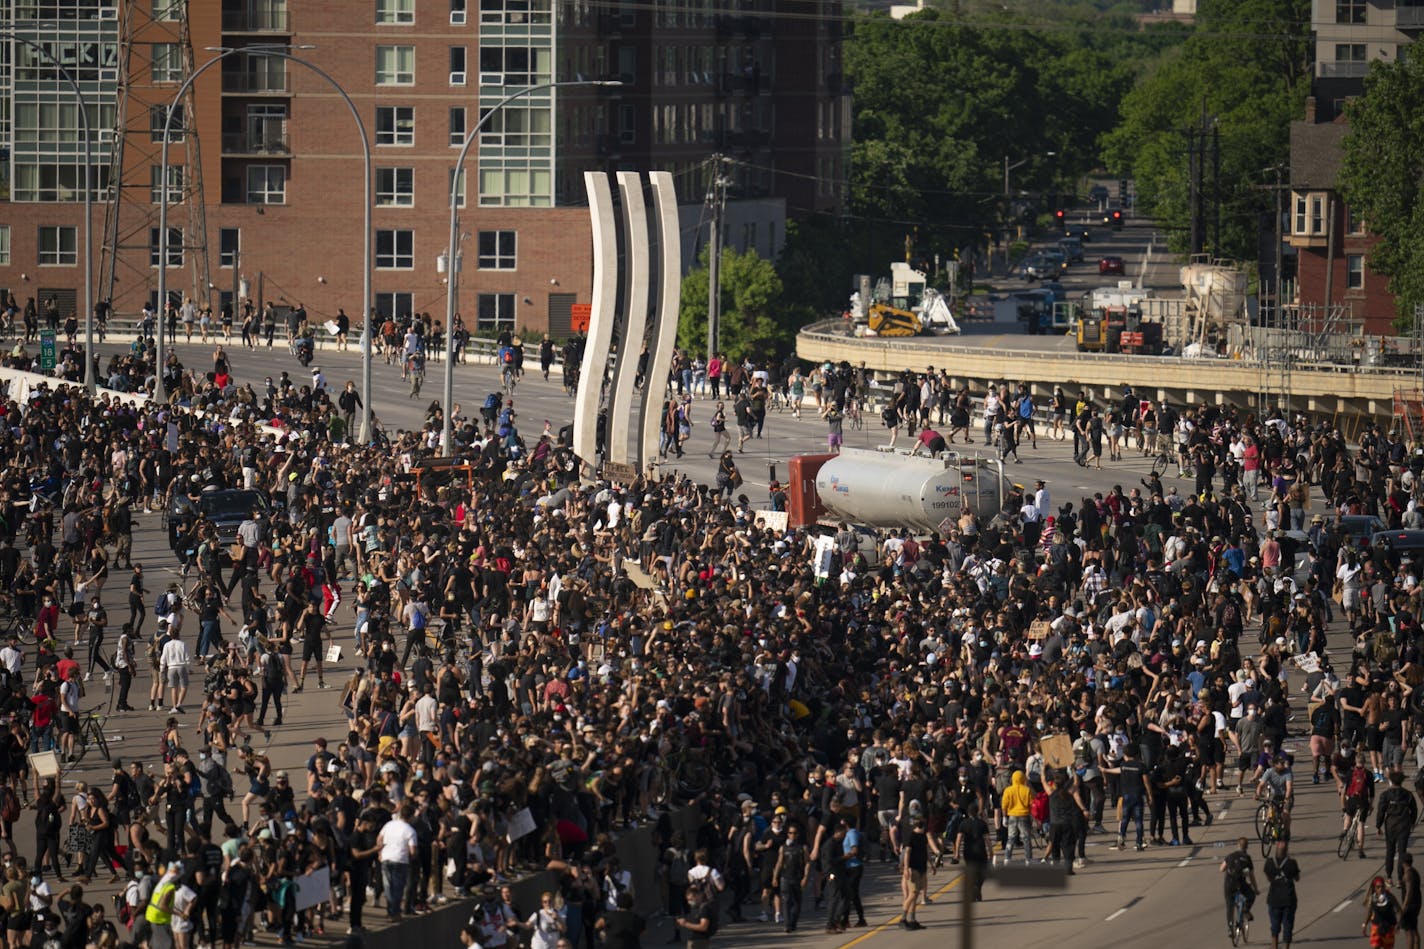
[1100,0,1311,259]
[678,245,788,362]
[1339,54,1424,327]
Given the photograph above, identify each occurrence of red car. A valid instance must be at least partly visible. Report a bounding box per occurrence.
[1098,255,1125,275]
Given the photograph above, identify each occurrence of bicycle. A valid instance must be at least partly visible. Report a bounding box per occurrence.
[1256,799,1288,857]
[1229,888,1250,946]
[73,707,111,764]
[1150,445,1173,479]
[1338,808,1365,860]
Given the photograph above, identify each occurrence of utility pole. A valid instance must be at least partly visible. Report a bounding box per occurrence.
[705,155,728,358]
[1273,164,1284,328]
[1211,120,1221,255]
[1187,127,1201,256]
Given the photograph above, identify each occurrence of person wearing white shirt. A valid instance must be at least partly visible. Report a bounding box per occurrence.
[377,805,419,920]
[1033,480,1051,519]
[159,630,192,714]
[0,640,20,680]
[414,687,438,739]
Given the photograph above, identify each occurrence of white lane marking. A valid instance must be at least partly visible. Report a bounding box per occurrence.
[1106,909,1128,921]
[1176,857,1192,868]
[1334,900,1353,914]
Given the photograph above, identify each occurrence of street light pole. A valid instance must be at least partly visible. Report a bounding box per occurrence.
[3,33,95,389]
[157,45,371,434]
[439,79,620,457]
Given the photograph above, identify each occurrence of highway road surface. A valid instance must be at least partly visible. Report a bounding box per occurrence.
[38,334,1391,948]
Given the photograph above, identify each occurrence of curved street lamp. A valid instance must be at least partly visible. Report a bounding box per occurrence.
[2,32,96,390]
[439,78,621,456]
[157,45,375,443]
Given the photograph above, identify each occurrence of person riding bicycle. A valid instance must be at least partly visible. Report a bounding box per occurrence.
[1220,836,1259,934]
[1256,754,1295,839]
[1342,749,1376,859]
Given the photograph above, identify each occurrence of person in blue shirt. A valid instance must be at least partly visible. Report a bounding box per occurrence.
[840,818,866,928]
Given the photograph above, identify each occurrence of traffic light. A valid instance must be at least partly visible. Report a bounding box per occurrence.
[1110,209,1123,228]
[1054,208,1065,226]
[1119,178,1128,202]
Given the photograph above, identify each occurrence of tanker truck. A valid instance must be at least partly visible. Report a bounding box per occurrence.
[786,447,1015,533]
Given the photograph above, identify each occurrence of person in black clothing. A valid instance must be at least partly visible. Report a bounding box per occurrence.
[1220,836,1258,932]
[1377,770,1419,887]
[953,801,990,902]
[257,642,287,728]
[1401,852,1421,949]
[1263,841,1300,949]
[33,779,64,881]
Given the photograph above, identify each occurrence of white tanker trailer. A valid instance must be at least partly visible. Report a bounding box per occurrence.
[792,447,1015,533]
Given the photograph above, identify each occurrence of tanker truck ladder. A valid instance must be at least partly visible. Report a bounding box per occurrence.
[1395,388,1424,445]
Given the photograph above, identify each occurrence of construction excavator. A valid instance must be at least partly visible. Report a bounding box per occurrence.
[849,263,959,337]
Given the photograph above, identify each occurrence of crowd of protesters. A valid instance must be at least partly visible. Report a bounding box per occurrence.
[0,306,1419,949]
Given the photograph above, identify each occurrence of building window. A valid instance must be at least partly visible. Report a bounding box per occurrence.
[478,168,551,207]
[0,227,9,267]
[376,229,414,269]
[219,228,240,268]
[1347,205,1365,235]
[376,46,415,85]
[148,227,183,268]
[375,0,415,23]
[13,165,94,202]
[375,167,415,207]
[1335,43,1366,63]
[476,293,515,331]
[38,226,77,266]
[477,230,516,270]
[450,46,467,85]
[150,103,185,142]
[450,0,466,24]
[375,106,415,146]
[375,292,414,321]
[152,43,183,84]
[448,169,466,208]
[1346,254,1365,290]
[449,107,466,146]
[152,0,181,21]
[1293,195,1307,235]
[1336,0,1366,24]
[479,46,551,85]
[150,165,183,203]
[1310,195,1324,234]
[246,165,286,204]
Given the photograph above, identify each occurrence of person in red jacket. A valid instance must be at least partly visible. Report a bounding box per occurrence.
[29,684,57,752]
[34,595,59,643]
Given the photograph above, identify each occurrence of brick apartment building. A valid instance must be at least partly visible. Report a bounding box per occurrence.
[1285,0,1422,336]
[0,0,850,338]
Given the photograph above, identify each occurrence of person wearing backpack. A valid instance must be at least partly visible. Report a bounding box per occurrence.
[1219,836,1258,934]
[1344,753,1375,858]
[772,821,810,934]
[674,877,716,949]
[1378,770,1419,888]
[1263,840,1300,949]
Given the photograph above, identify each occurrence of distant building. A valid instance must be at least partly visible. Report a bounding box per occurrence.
[0,0,849,338]
[1284,0,1421,335]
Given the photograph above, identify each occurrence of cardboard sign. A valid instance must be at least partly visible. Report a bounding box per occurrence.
[28,750,60,779]
[1292,651,1320,675]
[757,510,788,533]
[1040,734,1073,770]
[293,866,331,912]
[325,644,342,663]
[506,807,537,842]
[1026,620,1052,641]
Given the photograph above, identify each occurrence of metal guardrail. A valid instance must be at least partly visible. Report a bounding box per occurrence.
[797,320,1424,380]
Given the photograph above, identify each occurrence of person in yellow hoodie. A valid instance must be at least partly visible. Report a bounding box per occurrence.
[1000,769,1034,865]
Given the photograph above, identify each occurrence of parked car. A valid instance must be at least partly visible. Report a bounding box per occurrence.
[1057,237,1084,263]
[1098,255,1125,275]
[1337,514,1386,547]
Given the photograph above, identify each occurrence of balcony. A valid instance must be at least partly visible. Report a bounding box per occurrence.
[221,6,290,33]
[1316,61,1369,78]
[221,72,291,95]
[1397,3,1424,29]
[221,129,289,155]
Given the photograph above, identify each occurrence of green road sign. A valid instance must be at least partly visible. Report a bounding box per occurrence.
[39,331,56,371]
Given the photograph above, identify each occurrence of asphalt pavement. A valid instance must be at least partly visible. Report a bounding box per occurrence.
[25,332,1397,948]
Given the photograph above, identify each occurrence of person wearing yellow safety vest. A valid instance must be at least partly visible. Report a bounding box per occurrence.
[143,863,181,949]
